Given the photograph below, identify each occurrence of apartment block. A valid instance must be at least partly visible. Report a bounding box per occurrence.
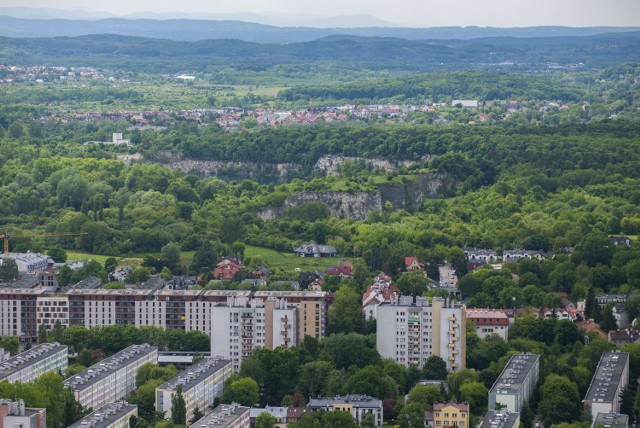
[584,351,629,420]
[466,308,509,340]
[376,297,465,371]
[0,288,44,338]
[307,395,383,428]
[210,297,297,371]
[156,357,232,421]
[36,295,69,331]
[64,344,158,410]
[189,403,249,428]
[253,291,330,341]
[0,399,46,428]
[479,411,520,428]
[591,412,629,428]
[68,401,137,428]
[489,354,540,412]
[67,289,154,328]
[0,342,68,384]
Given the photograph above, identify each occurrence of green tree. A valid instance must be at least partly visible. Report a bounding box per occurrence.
[422,355,448,380]
[161,242,181,270]
[46,247,67,263]
[538,374,581,426]
[0,258,19,282]
[222,377,259,407]
[459,381,488,415]
[601,302,618,332]
[298,361,334,399]
[406,384,443,411]
[171,384,186,425]
[398,402,426,428]
[255,412,277,428]
[189,407,204,425]
[0,336,19,355]
[104,257,118,273]
[328,285,363,334]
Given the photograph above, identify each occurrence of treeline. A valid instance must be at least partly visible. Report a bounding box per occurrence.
[278,71,585,103]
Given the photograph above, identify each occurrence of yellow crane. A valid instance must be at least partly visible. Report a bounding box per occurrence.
[0,231,86,258]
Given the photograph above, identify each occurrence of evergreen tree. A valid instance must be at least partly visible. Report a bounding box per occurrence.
[584,287,596,319]
[171,384,186,425]
[601,302,618,332]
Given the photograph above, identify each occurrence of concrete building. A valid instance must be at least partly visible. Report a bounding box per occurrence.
[0,349,8,362]
[591,412,629,428]
[249,407,288,427]
[584,352,629,420]
[65,344,158,410]
[68,401,137,428]
[0,399,46,428]
[376,296,465,371]
[189,403,249,428]
[362,273,397,320]
[1,253,52,274]
[425,402,469,428]
[489,354,540,412]
[307,395,383,428]
[479,411,520,428]
[156,357,232,421]
[0,288,44,338]
[211,296,297,371]
[0,342,68,384]
[466,309,510,340]
[36,295,69,331]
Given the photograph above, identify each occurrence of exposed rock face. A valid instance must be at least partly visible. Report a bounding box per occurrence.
[165,159,301,179]
[259,173,451,220]
[314,155,430,176]
[260,191,382,220]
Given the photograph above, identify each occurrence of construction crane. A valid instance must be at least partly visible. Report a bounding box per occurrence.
[0,231,87,258]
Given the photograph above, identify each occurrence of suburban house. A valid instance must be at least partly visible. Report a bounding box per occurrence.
[326,261,353,278]
[611,236,631,246]
[249,266,271,280]
[466,308,510,340]
[214,259,243,281]
[576,319,607,340]
[294,243,337,258]
[404,256,425,271]
[463,248,499,264]
[608,329,640,346]
[362,272,399,320]
[425,402,469,428]
[502,249,548,262]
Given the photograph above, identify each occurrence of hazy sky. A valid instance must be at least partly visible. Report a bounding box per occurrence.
[4,0,640,27]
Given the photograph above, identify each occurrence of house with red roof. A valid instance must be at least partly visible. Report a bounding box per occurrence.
[214,258,243,281]
[405,257,425,271]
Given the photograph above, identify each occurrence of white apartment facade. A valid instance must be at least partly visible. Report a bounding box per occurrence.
[0,342,67,384]
[156,357,232,421]
[489,354,540,412]
[376,296,465,371]
[64,344,158,410]
[210,297,297,371]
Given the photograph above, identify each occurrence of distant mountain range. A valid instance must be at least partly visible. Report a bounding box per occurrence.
[1,32,639,74]
[0,13,638,43]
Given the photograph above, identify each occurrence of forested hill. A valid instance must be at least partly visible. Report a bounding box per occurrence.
[0,15,637,43]
[1,32,639,73]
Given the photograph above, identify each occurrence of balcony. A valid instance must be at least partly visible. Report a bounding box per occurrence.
[448,343,455,348]
[452,323,459,328]
[448,316,456,321]
[448,356,455,361]
[448,330,455,335]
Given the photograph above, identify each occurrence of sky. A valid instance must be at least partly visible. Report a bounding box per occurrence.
[3,0,640,27]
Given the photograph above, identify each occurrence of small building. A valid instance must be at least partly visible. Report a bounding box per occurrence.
[0,399,46,428]
[479,410,520,428]
[577,319,608,340]
[156,357,232,421]
[67,401,137,428]
[189,403,249,428]
[307,395,383,428]
[608,329,640,346]
[214,259,243,281]
[362,272,398,320]
[249,407,287,427]
[451,100,479,108]
[610,236,631,246]
[425,402,469,428]
[464,248,499,264]
[489,354,540,413]
[294,244,337,258]
[325,261,353,278]
[404,256,425,271]
[466,308,510,340]
[0,342,68,384]
[583,352,629,420]
[502,249,547,263]
[592,412,629,428]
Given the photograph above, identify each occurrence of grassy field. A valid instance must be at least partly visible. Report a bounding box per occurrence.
[244,245,349,273]
[67,246,348,274]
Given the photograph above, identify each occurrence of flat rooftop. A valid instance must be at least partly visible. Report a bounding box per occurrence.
[158,357,231,393]
[308,395,381,409]
[479,411,520,428]
[0,342,67,382]
[68,401,137,428]
[584,351,629,403]
[64,344,157,391]
[489,354,540,395]
[592,412,629,428]
[189,403,248,428]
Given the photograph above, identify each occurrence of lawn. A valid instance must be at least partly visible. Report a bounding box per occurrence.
[66,251,113,265]
[244,245,350,273]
